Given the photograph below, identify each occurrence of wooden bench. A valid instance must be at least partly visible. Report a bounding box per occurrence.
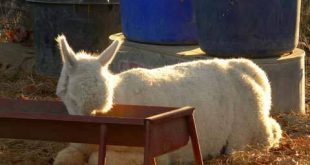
[0,98,203,165]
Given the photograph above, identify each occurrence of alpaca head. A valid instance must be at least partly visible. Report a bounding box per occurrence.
[56,35,122,115]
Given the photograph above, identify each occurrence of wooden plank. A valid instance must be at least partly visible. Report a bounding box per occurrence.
[0,112,145,125]
[0,118,100,143]
[0,98,66,114]
[148,117,189,156]
[0,118,146,146]
[144,121,156,165]
[146,106,194,123]
[0,98,178,122]
[0,98,203,163]
[187,115,204,165]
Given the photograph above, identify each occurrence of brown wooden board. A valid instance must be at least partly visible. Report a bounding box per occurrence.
[0,98,192,144]
[0,98,203,165]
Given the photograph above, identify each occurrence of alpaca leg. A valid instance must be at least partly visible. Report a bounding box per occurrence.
[88,147,145,165]
[70,143,99,155]
[106,150,144,165]
[88,152,98,165]
[269,118,282,147]
[226,116,274,153]
[54,143,98,165]
[225,117,255,154]
[226,118,281,153]
[252,118,282,149]
[88,150,143,165]
[249,117,283,150]
[226,130,251,154]
[53,145,87,165]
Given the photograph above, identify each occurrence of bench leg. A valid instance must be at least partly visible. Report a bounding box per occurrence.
[188,115,204,165]
[98,125,107,165]
[144,122,157,165]
[144,157,156,165]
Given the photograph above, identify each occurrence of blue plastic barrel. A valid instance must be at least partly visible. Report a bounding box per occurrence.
[26,0,120,76]
[194,0,301,57]
[120,0,197,45]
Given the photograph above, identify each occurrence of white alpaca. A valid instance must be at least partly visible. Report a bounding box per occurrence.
[54,35,282,165]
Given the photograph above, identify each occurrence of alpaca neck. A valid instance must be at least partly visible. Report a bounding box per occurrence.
[112,70,146,105]
[99,68,119,112]
[110,73,123,104]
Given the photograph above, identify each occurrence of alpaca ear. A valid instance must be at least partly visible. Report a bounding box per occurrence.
[56,67,68,97]
[98,40,122,66]
[56,35,77,68]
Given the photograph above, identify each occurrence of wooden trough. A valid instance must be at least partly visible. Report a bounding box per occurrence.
[0,98,203,165]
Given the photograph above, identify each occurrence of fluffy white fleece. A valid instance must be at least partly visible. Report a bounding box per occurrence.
[53,35,282,165]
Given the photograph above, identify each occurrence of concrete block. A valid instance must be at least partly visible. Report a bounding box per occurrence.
[110,34,305,114]
[254,50,305,114]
